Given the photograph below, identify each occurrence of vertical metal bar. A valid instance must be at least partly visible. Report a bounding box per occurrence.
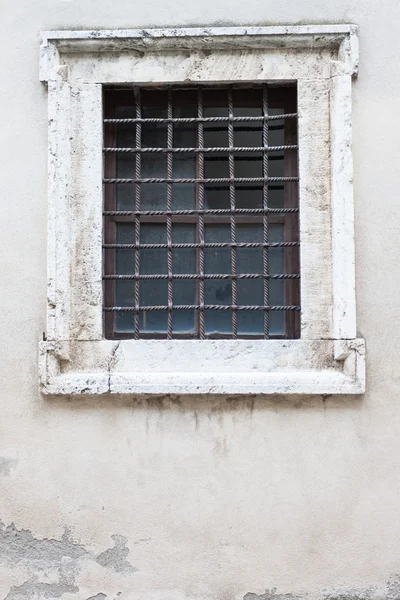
[103,91,117,339]
[197,87,205,339]
[167,89,173,339]
[283,88,300,339]
[228,89,238,338]
[262,85,270,339]
[134,88,141,339]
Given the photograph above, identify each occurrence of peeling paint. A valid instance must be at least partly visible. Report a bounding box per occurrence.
[0,521,137,598]
[324,595,371,600]
[5,574,78,600]
[386,574,400,599]
[0,521,87,571]
[244,578,400,600]
[96,534,137,574]
[244,589,304,600]
[324,592,374,600]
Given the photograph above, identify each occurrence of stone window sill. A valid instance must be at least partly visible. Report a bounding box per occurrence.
[39,339,365,395]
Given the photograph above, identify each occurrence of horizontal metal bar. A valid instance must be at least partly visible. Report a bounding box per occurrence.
[104,305,300,311]
[104,273,300,280]
[104,177,298,184]
[207,156,282,162]
[104,145,297,153]
[104,208,299,216]
[111,333,278,340]
[107,273,299,280]
[104,114,297,124]
[103,242,300,249]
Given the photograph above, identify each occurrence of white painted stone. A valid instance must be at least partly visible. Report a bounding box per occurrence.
[63,50,332,85]
[39,339,365,395]
[39,25,360,82]
[331,74,357,338]
[40,26,364,395]
[68,83,103,340]
[47,81,73,341]
[298,78,333,339]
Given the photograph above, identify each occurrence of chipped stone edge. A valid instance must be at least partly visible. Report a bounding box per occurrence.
[39,25,359,82]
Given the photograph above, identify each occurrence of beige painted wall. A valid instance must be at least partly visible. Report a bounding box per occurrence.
[0,0,399,598]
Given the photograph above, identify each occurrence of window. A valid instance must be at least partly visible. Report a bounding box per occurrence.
[39,26,365,395]
[103,85,300,340]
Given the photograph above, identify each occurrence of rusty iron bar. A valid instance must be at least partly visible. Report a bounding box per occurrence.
[104,274,300,280]
[133,89,141,339]
[263,85,270,338]
[104,113,297,124]
[228,89,238,338]
[166,90,173,338]
[103,145,297,153]
[105,305,301,312]
[103,242,300,249]
[197,87,205,339]
[104,208,298,216]
[104,176,298,183]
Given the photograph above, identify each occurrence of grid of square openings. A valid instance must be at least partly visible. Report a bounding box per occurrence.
[103,85,300,339]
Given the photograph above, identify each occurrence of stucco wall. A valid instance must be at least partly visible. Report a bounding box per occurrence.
[0,0,399,598]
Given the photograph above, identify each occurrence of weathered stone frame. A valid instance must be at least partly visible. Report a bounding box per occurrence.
[38,25,365,395]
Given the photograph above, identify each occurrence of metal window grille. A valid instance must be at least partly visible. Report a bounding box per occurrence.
[103,84,300,340]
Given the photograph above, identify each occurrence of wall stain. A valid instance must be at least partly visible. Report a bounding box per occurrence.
[0,457,18,476]
[213,436,229,459]
[0,520,137,599]
[169,396,183,408]
[96,534,137,574]
[386,574,400,599]
[5,574,78,600]
[133,538,151,545]
[0,521,88,571]
[193,411,199,431]
[146,396,167,411]
[324,592,374,600]
[244,577,400,600]
[244,589,304,600]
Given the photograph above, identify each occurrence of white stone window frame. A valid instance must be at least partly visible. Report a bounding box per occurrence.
[38,25,365,396]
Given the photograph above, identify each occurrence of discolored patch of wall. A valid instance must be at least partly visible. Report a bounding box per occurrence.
[0,457,18,477]
[95,534,137,574]
[0,521,136,598]
[244,589,305,600]
[5,575,79,600]
[244,577,400,600]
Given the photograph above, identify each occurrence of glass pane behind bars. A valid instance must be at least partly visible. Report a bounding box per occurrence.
[104,85,299,339]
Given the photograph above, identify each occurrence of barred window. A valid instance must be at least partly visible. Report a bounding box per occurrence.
[41,27,364,395]
[103,84,300,340]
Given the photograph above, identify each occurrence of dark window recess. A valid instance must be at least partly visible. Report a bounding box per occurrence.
[103,85,300,339]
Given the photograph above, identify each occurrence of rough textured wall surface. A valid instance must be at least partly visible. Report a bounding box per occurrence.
[0,0,399,597]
